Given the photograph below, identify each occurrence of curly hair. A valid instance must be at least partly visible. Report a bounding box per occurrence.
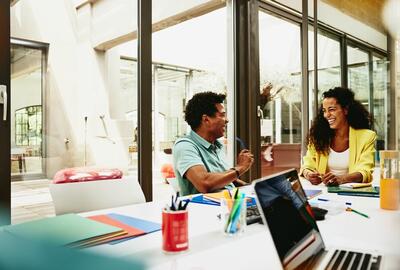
[307,87,372,154]
[184,92,226,131]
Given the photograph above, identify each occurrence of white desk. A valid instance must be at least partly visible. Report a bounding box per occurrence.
[83,182,400,270]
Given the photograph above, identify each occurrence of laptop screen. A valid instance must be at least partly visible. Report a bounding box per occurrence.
[253,169,325,270]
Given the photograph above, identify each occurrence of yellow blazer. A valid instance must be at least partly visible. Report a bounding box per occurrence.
[300,127,376,183]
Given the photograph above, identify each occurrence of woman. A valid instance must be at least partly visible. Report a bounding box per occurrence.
[300,87,376,186]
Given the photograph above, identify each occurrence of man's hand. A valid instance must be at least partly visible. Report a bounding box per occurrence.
[236,149,254,175]
[304,169,322,185]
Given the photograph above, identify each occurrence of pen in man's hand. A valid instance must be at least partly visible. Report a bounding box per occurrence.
[235,137,247,150]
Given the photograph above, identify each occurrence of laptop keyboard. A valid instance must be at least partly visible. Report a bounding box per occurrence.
[325,250,382,270]
[246,205,262,225]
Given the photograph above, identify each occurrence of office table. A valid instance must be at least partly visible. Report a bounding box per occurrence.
[84,182,400,270]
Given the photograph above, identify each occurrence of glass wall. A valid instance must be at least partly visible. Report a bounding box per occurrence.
[308,29,341,117]
[150,4,229,200]
[347,42,389,151]
[372,54,389,150]
[347,44,370,108]
[258,10,302,176]
[117,4,229,200]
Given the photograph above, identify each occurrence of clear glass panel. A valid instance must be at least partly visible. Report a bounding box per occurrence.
[259,10,302,176]
[10,0,137,224]
[10,44,43,178]
[372,54,389,151]
[308,28,341,118]
[150,3,229,200]
[347,44,370,107]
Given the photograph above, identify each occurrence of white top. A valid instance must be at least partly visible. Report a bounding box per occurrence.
[328,148,349,176]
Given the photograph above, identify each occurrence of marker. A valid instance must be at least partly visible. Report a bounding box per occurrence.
[318,198,352,205]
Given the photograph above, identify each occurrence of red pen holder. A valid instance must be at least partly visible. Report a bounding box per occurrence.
[162,209,189,253]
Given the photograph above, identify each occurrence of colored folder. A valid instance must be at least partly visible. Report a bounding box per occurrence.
[107,213,161,233]
[87,215,146,244]
[4,214,124,247]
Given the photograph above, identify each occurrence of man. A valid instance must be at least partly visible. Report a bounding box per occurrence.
[173,92,254,196]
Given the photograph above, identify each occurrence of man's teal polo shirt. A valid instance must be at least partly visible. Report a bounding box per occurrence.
[173,130,230,196]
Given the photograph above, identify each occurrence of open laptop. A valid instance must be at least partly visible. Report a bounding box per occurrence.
[252,169,382,270]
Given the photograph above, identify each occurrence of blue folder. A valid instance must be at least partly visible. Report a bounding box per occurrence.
[107,213,161,233]
[106,213,161,244]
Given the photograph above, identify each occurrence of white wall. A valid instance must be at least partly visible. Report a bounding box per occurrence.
[11,0,131,178]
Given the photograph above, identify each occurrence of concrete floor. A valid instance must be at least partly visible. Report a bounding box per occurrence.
[11,178,175,224]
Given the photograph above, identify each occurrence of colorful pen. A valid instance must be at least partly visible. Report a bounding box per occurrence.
[346,207,369,218]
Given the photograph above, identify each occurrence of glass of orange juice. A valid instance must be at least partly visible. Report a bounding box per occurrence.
[380,150,400,210]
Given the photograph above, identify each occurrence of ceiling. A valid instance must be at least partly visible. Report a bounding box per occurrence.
[10,0,20,7]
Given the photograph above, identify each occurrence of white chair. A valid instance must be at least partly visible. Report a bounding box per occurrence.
[49,176,145,215]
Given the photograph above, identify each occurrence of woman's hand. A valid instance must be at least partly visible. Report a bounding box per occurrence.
[321,172,345,186]
[304,169,322,185]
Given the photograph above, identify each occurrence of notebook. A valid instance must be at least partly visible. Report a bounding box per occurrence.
[253,169,383,270]
[304,189,322,199]
[328,185,379,197]
[4,214,124,247]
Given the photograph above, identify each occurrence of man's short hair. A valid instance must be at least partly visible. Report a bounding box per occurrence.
[184,91,226,131]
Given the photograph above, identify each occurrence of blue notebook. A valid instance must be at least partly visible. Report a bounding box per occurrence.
[189,195,220,206]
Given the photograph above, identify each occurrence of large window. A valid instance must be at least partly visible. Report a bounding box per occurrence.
[372,54,389,149]
[116,5,230,200]
[258,10,302,176]
[308,29,341,117]
[150,4,230,200]
[15,105,42,148]
[347,42,389,150]
[347,43,370,107]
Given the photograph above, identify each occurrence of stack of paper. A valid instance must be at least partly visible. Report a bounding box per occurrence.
[3,214,125,248]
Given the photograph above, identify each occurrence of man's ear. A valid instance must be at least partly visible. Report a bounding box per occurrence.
[202,114,209,125]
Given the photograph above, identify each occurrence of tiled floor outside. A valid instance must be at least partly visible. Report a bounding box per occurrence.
[11,177,174,225]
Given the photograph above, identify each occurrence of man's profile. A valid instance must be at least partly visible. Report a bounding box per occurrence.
[173,92,254,196]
